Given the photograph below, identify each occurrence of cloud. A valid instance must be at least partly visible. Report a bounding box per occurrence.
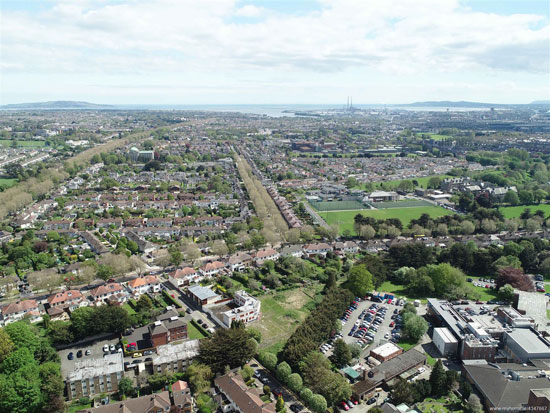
[235,4,264,18]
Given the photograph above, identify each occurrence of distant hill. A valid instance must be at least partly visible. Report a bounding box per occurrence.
[0,101,114,110]
[405,100,549,108]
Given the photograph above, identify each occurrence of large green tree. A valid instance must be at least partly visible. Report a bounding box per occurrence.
[347,264,374,297]
[199,323,256,372]
[330,339,352,368]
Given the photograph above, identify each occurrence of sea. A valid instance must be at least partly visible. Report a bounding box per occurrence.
[114,104,492,117]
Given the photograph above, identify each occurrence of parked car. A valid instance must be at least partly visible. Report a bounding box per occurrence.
[340,402,349,411]
[67,352,74,360]
[367,398,376,405]
[132,352,143,358]
[76,350,83,358]
[143,350,153,356]
[103,344,109,353]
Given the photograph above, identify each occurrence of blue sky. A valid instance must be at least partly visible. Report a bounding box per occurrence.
[1,0,548,104]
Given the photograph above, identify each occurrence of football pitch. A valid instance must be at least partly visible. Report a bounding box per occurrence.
[319,206,453,234]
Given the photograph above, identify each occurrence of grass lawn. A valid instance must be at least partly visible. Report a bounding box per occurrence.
[377,280,430,303]
[319,206,453,234]
[67,400,93,413]
[500,204,550,219]
[0,178,17,188]
[188,322,208,340]
[416,395,464,413]
[254,284,322,353]
[398,337,420,351]
[122,303,136,316]
[0,139,46,147]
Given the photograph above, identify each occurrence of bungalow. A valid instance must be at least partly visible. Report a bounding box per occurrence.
[169,267,202,287]
[254,248,279,266]
[90,283,128,306]
[200,261,225,277]
[127,275,161,297]
[1,299,42,325]
[303,242,332,257]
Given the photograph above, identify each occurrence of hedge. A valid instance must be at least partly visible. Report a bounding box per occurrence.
[162,289,183,308]
[190,319,211,337]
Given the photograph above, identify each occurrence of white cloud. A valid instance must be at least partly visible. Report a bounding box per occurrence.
[1,0,548,103]
[235,4,264,18]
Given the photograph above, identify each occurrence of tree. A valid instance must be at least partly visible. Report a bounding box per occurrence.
[429,360,447,397]
[276,362,292,383]
[309,394,327,413]
[287,373,303,392]
[259,351,277,371]
[241,365,254,382]
[347,264,374,297]
[118,377,134,398]
[169,246,183,266]
[503,190,519,205]
[276,395,285,412]
[300,388,314,405]
[199,324,256,372]
[136,294,154,312]
[0,329,14,362]
[359,225,376,240]
[300,352,351,405]
[459,380,471,400]
[498,284,515,303]
[467,394,483,413]
[187,363,213,394]
[47,321,74,344]
[39,362,64,413]
[403,314,428,342]
[330,339,352,368]
[496,267,534,292]
[391,378,414,404]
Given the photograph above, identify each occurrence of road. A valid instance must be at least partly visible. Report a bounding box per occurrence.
[302,200,331,230]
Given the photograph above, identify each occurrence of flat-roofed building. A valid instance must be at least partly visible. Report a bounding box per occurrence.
[503,329,550,363]
[370,342,403,362]
[65,353,124,401]
[187,285,220,307]
[152,340,200,374]
[433,327,459,357]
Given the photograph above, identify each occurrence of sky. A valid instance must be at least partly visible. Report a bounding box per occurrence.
[1,0,549,105]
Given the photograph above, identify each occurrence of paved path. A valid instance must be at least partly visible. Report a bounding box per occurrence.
[302,200,331,229]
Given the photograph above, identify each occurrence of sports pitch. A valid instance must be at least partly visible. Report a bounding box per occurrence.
[319,205,453,234]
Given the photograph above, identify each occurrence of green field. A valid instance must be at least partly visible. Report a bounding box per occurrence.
[0,140,46,147]
[0,178,17,188]
[319,206,453,234]
[254,285,322,353]
[500,204,550,219]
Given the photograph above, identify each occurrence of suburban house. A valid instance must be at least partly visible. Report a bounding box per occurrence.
[47,289,86,311]
[334,241,359,254]
[303,242,332,257]
[90,283,128,306]
[200,261,225,277]
[222,290,261,327]
[214,371,276,413]
[168,267,202,287]
[227,252,253,272]
[280,244,303,258]
[127,275,161,297]
[0,299,42,325]
[172,380,193,413]
[96,218,123,229]
[254,248,279,266]
[77,391,172,413]
[187,285,220,307]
